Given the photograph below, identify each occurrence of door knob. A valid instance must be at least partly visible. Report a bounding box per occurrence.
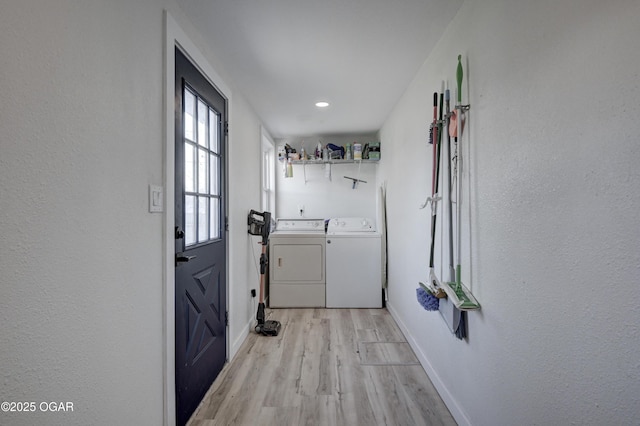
[175,253,197,266]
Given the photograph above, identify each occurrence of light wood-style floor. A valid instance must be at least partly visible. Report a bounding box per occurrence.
[188,308,456,426]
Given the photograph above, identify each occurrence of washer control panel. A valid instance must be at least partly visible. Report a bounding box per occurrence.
[327,217,376,233]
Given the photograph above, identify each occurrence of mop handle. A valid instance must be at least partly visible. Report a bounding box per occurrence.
[456,55,463,104]
[431,92,438,194]
[456,55,464,285]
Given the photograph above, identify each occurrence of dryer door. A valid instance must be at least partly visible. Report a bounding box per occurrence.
[271,242,324,282]
[269,236,326,307]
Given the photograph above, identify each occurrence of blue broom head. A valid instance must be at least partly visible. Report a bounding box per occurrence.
[416,287,440,311]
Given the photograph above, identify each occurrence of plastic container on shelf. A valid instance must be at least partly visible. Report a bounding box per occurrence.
[353,143,362,160]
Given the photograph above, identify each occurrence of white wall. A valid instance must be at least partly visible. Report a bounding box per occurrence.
[380,1,640,425]
[227,94,265,354]
[0,2,263,425]
[276,135,380,221]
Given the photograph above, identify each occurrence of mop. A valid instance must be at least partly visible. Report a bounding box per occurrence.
[443,55,480,312]
[436,87,466,339]
[247,210,282,336]
[418,92,446,310]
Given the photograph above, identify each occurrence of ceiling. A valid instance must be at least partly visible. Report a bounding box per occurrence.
[176,0,463,139]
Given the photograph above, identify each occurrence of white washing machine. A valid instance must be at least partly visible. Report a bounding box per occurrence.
[269,218,326,307]
[326,217,382,308]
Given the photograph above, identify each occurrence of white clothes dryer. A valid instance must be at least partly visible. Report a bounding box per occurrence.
[269,218,326,307]
[326,217,382,308]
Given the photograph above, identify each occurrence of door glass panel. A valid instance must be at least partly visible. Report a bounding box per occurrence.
[210,109,219,154]
[183,86,222,247]
[210,198,220,239]
[185,195,196,246]
[198,99,208,148]
[185,143,195,193]
[184,89,196,142]
[198,148,208,194]
[198,196,209,243]
[210,153,219,196]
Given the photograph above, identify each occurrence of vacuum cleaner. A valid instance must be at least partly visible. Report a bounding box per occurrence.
[247,210,282,336]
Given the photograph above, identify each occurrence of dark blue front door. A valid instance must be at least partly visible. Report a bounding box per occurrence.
[174,47,227,426]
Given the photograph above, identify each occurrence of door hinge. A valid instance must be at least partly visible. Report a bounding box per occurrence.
[225,216,229,231]
[225,311,229,327]
[224,121,229,136]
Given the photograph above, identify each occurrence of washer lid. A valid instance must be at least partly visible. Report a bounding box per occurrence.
[275,218,325,232]
[327,217,376,234]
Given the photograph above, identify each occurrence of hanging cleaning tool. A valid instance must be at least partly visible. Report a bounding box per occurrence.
[437,86,465,339]
[444,88,456,295]
[443,55,480,311]
[419,92,445,308]
[248,210,282,336]
[429,92,446,298]
[343,176,367,189]
[421,92,447,299]
[419,92,441,210]
[416,283,440,311]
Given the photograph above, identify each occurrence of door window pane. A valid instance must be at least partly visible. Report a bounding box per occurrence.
[210,198,220,240]
[185,143,195,193]
[198,196,209,243]
[184,89,196,142]
[185,195,196,246]
[198,100,208,148]
[210,109,219,153]
[210,154,219,196]
[198,148,208,194]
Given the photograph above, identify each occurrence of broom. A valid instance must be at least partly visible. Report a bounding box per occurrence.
[418,92,446,311]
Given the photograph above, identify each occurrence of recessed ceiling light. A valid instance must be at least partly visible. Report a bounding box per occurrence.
[315,101,330,108]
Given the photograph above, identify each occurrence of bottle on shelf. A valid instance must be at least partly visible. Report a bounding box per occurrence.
[286,158,293,178]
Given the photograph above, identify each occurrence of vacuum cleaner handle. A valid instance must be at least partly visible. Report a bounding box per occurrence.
[247,209,272,245]
[248,209,266,223]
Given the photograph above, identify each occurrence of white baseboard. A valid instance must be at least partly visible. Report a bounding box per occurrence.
[229,320,250,360]
[387,301,471,426]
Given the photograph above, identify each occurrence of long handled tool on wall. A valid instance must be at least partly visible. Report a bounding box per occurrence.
[437,87,466,339]
[418,92,446,310]
[443,55,480,312]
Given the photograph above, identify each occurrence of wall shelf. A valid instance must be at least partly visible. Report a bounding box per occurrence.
[289,159,379,165]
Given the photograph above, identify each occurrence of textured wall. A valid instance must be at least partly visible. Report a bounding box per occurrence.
[226,93,265,354]
[0,1,263,425]
[379,0,640,425]
[0,1,166,425]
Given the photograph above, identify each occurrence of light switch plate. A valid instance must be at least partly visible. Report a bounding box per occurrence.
[149,185,164,213]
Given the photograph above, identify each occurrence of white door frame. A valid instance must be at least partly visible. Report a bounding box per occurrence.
[163,10,232,425]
